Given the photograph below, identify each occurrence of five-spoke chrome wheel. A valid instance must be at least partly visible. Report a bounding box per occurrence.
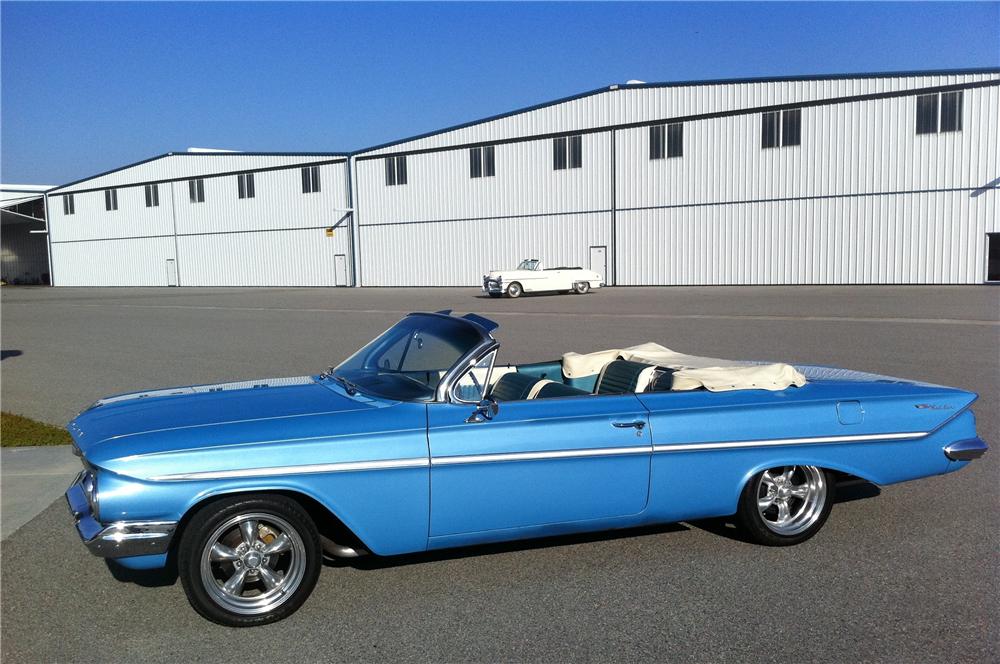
[755,466,827,536]
[200,512,306,615]
[737,465,834,545]
[179,494,321,626]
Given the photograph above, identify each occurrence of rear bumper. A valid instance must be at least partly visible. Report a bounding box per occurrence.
[944,437,988,461]
[66,472,176,558]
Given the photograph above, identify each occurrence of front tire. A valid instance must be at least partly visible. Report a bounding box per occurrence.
[506,282,523,298]
[736,465,833,546]
[178,494,322,627]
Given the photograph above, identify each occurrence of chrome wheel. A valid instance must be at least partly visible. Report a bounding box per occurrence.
[756,465,827,536]
[199,512,307,616]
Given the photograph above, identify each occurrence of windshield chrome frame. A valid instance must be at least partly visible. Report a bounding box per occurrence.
[436,337,500,403]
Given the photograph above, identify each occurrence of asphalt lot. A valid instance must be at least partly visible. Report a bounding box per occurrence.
[2,285,998,662]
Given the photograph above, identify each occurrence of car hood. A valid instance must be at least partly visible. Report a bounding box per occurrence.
[69,375,379,468]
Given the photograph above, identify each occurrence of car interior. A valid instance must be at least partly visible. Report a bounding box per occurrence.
[485,358,676,402]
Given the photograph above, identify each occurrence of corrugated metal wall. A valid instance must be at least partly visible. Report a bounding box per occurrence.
[354,72,999,286]
[47,156,354,287]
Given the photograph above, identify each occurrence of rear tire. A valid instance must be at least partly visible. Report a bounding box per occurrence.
[178,494,322,627]
[506,282,523,298]
[736,465,834,546]
[574,282,591,294]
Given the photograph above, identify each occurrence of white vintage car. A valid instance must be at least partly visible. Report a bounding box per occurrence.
[482,259,603,298]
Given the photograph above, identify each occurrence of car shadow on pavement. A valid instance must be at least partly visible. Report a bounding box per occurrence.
[688,479,882,544]
[105,559,178,587]
[325,522,690,570]
[1,349,23,360]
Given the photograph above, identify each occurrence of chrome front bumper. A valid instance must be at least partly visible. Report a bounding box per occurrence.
[944,437,989,462]
[66,471,177,558]
[482,277,503,293]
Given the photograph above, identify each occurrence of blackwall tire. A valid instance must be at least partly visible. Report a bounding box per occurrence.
[178,494,322,627]
[736,465,834,546]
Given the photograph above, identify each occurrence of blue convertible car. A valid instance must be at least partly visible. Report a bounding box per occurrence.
[66,311,987,626]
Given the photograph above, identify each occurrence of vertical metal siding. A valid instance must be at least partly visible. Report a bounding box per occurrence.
[50,237,177,286]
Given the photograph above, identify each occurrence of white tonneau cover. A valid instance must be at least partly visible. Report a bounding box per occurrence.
[561,343,807,392]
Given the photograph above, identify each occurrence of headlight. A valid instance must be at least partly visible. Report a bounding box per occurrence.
[81,469,99,519]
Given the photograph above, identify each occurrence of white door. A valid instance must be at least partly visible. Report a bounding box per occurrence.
[589,246,607,280]
[165,259,178,287]
[334,254,348,287]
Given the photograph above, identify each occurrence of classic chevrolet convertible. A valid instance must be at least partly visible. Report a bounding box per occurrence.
[66,312,987,626]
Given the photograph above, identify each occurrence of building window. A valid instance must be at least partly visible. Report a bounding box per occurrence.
[302,166,321,193]
[650,123,684,159]
[649,125,665,160]
[470,145,495,178]
[916,94,938,134]
[385,156,407,186]
[188,178,205,203]
[144,184,159,208]
[554,135,583,170]
[63,194,75,215]
[781,109,801,147]
[104,188,118,211]
[237,172,255,199]
[762,109,801,149]
[940,91,963,132]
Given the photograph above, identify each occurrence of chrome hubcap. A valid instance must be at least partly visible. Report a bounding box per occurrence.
[756,465,827,536]
[200,512,306,615]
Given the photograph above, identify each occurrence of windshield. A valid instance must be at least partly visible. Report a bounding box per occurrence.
[332,314,487,401]
[517,259,540,271]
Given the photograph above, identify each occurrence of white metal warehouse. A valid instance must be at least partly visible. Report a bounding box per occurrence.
[43,68,1000,287]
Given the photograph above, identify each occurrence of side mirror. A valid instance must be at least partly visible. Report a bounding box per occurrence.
[466,397,499,424]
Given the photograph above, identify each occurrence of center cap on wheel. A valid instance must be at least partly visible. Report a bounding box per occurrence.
[777,486,791,499]
[244,551,262,569]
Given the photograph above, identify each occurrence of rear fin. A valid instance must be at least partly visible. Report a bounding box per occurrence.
[462,313,499,333]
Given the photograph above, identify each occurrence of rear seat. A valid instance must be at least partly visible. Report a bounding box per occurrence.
[532,381,590,399]
[594,359,659,394]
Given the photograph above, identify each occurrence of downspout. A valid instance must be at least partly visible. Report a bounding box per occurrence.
[42,192,55,286]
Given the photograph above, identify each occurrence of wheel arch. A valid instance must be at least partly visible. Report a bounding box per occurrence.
[733,459,879,512]
[174,486,369,557]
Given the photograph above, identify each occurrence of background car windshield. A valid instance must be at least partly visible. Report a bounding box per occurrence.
[517,259,539,270]
[333,315,485,401]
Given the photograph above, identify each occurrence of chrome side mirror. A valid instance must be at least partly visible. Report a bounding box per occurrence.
[466,397,499,424]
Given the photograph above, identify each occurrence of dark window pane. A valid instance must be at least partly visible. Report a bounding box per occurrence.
[553,137,567,170]
[152,184,159,207]
[197,179,204,202]
[247,173,255,198]
[302,167,310,193]
[483,145,495,177]
[145,185,152,207]
[761,112,779,148]
[916,94,939,134]
[470,147,482,178]
[312,166,320,192]
[70,195,74,213]
[105,190,110,210]
[189,179,197,202]
[63,196,69,214]
[385,158,396,186]
[649,124,664,160]
[569,135,582,168]
[667,123,683,158]
[238,174,245,199]
[396,156,407,185]
[781,109,801,147]
[940,91,962,132]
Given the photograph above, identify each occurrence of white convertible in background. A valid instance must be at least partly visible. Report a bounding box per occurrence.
[482,259,603,298]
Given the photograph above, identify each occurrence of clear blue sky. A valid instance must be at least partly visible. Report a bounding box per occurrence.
[2,1,998,185]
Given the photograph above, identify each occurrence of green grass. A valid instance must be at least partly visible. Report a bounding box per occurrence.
[1,412,72,447]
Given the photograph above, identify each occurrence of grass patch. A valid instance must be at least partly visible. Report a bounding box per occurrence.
[1,412,72,447]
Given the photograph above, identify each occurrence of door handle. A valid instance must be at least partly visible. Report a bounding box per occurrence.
[612,420,646,430]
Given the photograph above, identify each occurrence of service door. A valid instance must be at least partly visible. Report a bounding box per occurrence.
[426,394,651,538]
[589,245,607,279]
[334,254,348,287]
[165,259,178,287]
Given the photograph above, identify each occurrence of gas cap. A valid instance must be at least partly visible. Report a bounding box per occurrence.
[837,401,865,425]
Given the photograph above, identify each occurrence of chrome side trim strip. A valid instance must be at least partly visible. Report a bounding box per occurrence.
[150,457,429,481]
[653,431,928,453]
[432,446,650,466]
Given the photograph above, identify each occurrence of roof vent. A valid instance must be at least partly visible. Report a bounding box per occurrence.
[626,79,647,85]
[186,147,240,153]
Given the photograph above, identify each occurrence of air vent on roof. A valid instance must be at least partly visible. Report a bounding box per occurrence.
[626,80,647,85]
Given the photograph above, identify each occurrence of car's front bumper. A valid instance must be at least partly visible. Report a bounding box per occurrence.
[65,471,177,558]
[482,277,503,293]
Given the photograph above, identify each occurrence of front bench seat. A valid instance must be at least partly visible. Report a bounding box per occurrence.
[531,381,590,399]
[595,359,658,395]
[489,372,542,402]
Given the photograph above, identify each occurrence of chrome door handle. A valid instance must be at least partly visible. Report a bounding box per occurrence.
[612,421,646,430]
